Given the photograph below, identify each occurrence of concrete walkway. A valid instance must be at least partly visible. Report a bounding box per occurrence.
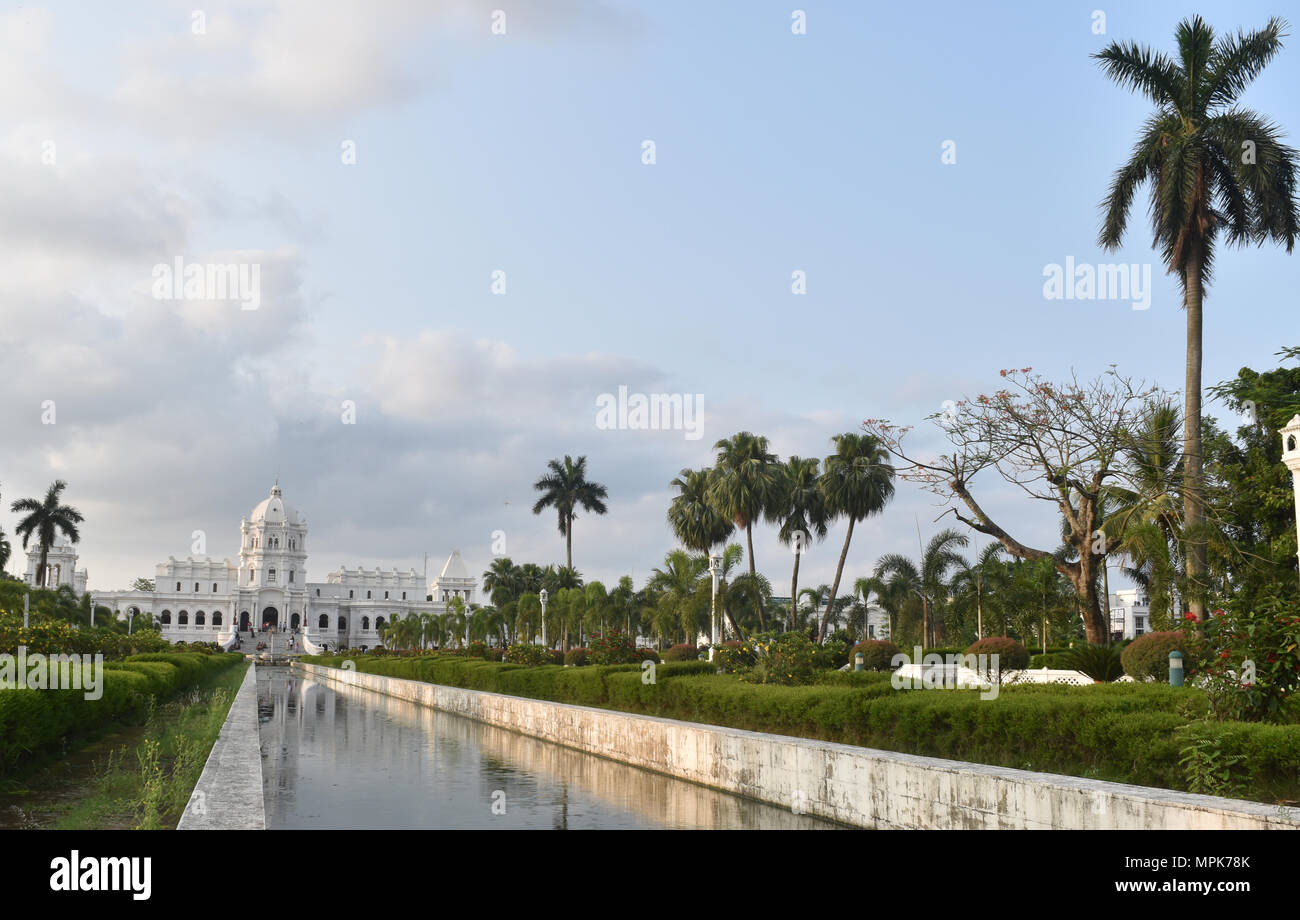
[177,661,266,830]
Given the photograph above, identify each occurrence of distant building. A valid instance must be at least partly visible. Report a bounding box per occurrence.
[22,536,88,596]
[1109,588,1150,641]
[91,483,475,648]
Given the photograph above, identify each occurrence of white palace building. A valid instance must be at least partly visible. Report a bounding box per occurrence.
[90,483,477,649]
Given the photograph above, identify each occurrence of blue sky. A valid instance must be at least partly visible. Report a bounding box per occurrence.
[1,0,1297,595]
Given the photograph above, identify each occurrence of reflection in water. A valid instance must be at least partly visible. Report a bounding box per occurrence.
[258,667,838,829]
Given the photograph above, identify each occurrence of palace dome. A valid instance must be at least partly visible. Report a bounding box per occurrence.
[250,484,300,525]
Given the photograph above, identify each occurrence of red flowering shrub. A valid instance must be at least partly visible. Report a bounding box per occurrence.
[564,647,589,666]
[589,629,637,665]
[664,643,699,662]
[1201,591,1300,722]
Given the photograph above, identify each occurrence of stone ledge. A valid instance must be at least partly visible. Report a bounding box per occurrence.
[178,663,266,830]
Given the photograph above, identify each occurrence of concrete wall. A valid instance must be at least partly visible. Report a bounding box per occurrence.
[295,662,1300,830]
[178,662,266,830]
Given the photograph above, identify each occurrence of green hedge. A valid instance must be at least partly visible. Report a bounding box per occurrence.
[0,652,242,775]
[299,653,1300,803]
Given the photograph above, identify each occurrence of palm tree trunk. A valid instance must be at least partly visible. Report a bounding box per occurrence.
[1183,245,1207,621]
[789,551,802,634]
[921,594,929,649]
[818,517,855,643]
[566,513,573,570]
[745,523,766,631]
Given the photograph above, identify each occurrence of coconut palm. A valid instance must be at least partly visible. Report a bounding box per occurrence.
[0,527,10,574]
[874,528,969,648]
[483,557,523,607]
[668,467,735,554]
[950,543,1006,642]
[1096,15,1299,618]
[532,455,609,571]
[708,432,783,631]
[10,480,84,589]
[775,456,829,630]
[647,549,708,645]
[817,434,895,643]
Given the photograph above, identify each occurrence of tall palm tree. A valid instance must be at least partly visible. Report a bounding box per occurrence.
[1096,15,1299,619]
[11,480,84,589]
[817,433,895,643]
[0,527,10,575]
[708,432,783,631]
[668,467,735,553]
[775,456,829,629]
[950,542,1006,642]
[875,528,969,648]
[647,549,708,645]
[532,455,609,571]
[483,557,523,607]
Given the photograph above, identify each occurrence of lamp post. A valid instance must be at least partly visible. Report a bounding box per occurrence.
[128,609,135,635]
[539,589,549,648]
[708,553,722,660]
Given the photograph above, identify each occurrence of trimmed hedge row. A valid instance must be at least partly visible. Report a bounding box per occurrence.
[0,652,243,775]
[300,653,1300,803]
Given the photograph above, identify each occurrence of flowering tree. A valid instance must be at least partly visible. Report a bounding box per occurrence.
[866,368,1167,645]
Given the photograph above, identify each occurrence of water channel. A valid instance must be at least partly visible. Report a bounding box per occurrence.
[257,666,840,829]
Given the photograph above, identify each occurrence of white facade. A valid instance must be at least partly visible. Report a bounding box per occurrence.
[22,536,88,595]
[1109,588,1150,641]
[1282,414,1300,574]
[92,483,476,650]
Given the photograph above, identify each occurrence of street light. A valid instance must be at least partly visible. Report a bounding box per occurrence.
[539,589,549,648]
[708,553,723,660]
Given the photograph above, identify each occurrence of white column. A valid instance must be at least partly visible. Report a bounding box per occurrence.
[1281,415,1300,577]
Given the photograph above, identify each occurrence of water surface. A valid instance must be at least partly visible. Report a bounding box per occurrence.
[258,667,838,829]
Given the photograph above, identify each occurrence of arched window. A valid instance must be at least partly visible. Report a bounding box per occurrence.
[212,583,218,592]
[402,592,406,600]
[175,582,181,591]
[160,610,172,625]
[289,569,294,583]
[316,588,320,597]
[1290,435,1297,452]
[384,591,389,599]
[349,590,354,599]
[194,582,199,592]
[178,611,189,625]
[249,569,256,584]
[213,612,223,626]
[195,611,206,626]
[318,614,329,628]
[376,616,386,630]
[361,616,370,630]
[366,591,371,599]
[338,616,347,631]
[269,568,277,583]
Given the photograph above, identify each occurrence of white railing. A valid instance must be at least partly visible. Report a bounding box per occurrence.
[299,631,325,655]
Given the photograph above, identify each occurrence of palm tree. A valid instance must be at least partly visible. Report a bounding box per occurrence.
[0,527,10,575]
[775,456,829,629]
[483,557,523,607]
[708,432,783,631]
[874,528,969,648]
[1096,15,1299,619]
[817,433,895,643]
[668,467,735,553]
[532,455,609,571]
[950,542,1006,642]
[10,480,84,589]
[647,549,708,645]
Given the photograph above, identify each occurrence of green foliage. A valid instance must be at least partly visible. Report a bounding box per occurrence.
[965,637,1030,670]
[718,631,845,685]
[1200,591,1300,722]
[1121,630,1204,682]
[1179,731,1247,798]
[588,629,637,665]
[466,640,489,659]
[564,647,590,667]
[1065,644,1125,682]
[503,644,550,666]
[850,640,902,671]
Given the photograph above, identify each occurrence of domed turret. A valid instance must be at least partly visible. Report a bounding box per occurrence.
[250,483,300,525]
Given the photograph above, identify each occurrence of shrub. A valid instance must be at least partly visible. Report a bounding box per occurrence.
[548,649,565,665]
[1028,652,1076,670]
[664,644,699,662]
[1200,591,1300,722]
[589,630,638,666]
[564,647,589,667]
[1122,631,1203,683]
[484,647,504,662]
[503,644,551,667]
[467,640,489,659]
[634,647,660,664]
[965,637,1029,670]
[713,640,752,673]
[850,639,902,672]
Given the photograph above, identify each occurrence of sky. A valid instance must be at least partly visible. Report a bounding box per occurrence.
[1,0,1297,597]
